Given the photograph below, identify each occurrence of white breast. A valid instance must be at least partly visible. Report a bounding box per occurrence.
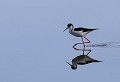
[70,30,88,37]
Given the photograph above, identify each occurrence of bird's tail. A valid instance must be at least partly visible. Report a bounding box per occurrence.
[94,28,99,30]
[93,60,102,62]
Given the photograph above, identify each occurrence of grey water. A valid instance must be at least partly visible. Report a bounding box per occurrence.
[86,41,120,48]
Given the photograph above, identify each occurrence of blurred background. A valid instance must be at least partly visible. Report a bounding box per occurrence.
[0,0,120,82]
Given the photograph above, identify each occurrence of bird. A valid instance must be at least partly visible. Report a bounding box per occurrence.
[67,55,101,70]
[63,23,98,49]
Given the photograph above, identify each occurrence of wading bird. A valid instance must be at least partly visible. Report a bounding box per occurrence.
[63,23,98,49]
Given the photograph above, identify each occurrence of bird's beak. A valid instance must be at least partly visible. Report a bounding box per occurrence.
[63,27,68,32]
[66,62,72,66]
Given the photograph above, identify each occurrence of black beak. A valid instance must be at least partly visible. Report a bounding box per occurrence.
[66,62,72,66]
[63,27,68,32]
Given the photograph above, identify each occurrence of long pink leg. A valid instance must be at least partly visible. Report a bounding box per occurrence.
[73,37,85,50]
[72,37,86,54]
[73,43,83,50]
[83,36,90,44]
[73,44,91,55]
[73,37,86,51]
[81,37,86,47]
[74,36,90,48]
[73,37,91,55]
[82,36,91,55]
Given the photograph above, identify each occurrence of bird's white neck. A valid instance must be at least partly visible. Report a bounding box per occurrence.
[72,62,77,68]
[68,26,74,33]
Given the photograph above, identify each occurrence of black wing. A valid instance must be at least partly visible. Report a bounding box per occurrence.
[74,27,97,32]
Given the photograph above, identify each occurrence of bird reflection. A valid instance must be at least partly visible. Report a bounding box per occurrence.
[67,49,101,70]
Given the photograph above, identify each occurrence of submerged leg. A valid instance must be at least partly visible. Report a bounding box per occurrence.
[73,43,83,51]
[72,37,85,51]
[86,49,91,55]
[81,37,86,54]
[73,42,85,54]
[73,37,86,54]
[73,37,90,55]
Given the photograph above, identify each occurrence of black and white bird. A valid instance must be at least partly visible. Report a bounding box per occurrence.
[67,55,101,70]
[63,23,98,48]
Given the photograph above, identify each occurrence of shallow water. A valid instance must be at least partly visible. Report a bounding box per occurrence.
[86,41,120,48]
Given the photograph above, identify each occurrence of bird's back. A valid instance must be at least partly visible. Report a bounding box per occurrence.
[74,27,98,32]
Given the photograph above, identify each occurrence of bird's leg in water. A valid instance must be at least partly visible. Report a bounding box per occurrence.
[73,43,83,50]
[73,37,90,55]
[81,37,85,54]
[86,49,91,55]
[73,44,91,55]
[73,43,85,54]
[73,37,86,54]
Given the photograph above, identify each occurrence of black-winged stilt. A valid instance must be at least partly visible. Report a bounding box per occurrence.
[63,23,98,49]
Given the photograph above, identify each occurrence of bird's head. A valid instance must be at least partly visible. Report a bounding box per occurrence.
[66,62,77,70]
[63,23,74,32]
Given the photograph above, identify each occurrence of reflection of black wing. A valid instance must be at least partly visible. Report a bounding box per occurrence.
[74,55,101,65]
[86,41,120,48]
